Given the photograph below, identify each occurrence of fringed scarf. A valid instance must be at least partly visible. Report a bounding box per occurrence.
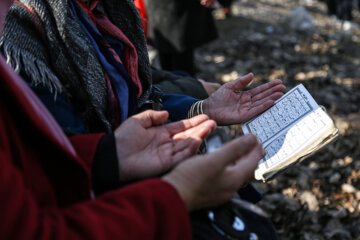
[0,0,152,133]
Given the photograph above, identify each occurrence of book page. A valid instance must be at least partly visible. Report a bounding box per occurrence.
[242,84,318,144]
[258,107,331,169]
[242,84,336,180]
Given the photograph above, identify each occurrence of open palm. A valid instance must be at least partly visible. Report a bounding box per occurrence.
[114,110,216,182]
[203,73,286,125]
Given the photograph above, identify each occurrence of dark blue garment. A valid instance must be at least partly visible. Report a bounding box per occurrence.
[26,83,86,134]
[161,94,197,121]
[69,0,137,122]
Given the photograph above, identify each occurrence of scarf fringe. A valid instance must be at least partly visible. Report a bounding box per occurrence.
[1,42,64,97]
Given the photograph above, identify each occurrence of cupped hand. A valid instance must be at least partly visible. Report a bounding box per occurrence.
[202,73,286,125]
[163,134,264,211]
[114,110,216,182]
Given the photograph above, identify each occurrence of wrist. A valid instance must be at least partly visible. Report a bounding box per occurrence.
[91,133,121,195]
[162,174,195,212]
[187,100,204,118]
[202,99,211,118]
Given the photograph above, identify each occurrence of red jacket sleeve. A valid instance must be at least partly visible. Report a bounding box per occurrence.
[69,133,105,170]
[70,133,122,195]
[0,148,191,240]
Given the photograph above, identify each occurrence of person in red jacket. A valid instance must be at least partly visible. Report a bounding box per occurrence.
[0,0,265,239]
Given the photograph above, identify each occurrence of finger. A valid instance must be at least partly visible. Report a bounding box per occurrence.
[172,119,216,140]
[132,110,169,128]
[173,138,201,154]
[205,134,259,169]
[171,138,203,165]
[159,138,202,171]
[247,79,284,97]
[229,142,264,183]
[250,80,285,102]
[245,99,277,120]
[226,73,254,90]
[251,91,284,108]
[165,114,210,135]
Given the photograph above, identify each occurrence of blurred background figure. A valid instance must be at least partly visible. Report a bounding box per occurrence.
[134,0,221,99]
[145,0,219,76]
[218,0,235,18]
[322,0,360,20]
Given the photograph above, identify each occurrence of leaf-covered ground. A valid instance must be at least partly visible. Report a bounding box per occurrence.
[195,0,360,239]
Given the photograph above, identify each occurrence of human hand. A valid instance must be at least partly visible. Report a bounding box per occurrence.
[163,134,264,211]
[114,110,216,182]
[200,0,217,7]
[202,73,285,125]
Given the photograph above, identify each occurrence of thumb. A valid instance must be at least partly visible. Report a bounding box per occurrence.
[226,72,254,90]
[132,110,169,128]
[206,134,259,169]
[229,141,264,183]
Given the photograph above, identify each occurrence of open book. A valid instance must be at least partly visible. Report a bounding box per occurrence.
[242,84,338,182]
